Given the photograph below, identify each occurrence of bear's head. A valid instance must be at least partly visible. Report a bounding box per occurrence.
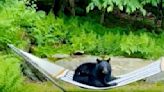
[95,57,111,75]
[94,57,112,84]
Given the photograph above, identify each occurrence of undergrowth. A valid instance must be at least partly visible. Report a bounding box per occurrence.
[0,53,58,92]
[0,0,164,59]
[0,54,23,92]
[28,16,164,59]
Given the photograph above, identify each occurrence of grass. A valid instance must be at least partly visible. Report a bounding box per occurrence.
[22,80,164,92]
[22,81,61,92]
[64,81,164,92]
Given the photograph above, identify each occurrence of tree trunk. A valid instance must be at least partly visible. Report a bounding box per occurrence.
[100,9,106,24]
[161,0,164,29]
[69,0,75,16]
[159,0,164,29]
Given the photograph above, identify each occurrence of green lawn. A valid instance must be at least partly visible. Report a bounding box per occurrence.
[24,80,164,92]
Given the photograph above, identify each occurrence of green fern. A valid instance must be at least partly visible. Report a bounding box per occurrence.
[0,54,23,92]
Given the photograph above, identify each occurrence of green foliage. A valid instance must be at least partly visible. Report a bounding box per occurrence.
[28,13,67,46]
[87,0,160,15]
[31,15,164,59]
[0,53,59,92]
[0,0,164,59]
[121,32,154,58]
[70,31,98,53]
[0,0,36,50]
[96,32,121,55]
[0,54,23,92]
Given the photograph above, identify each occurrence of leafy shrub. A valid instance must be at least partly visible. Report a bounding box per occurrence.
[0,54,23,92]
[27,15,164,59]
[96,32,121,55]
[120,33,151,58]
[0,53,59,92]
[0,0,36,50]
[120,32,164,59]
[70,31,98,53]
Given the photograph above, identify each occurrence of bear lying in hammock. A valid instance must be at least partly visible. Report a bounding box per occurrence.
[73,58,117,87]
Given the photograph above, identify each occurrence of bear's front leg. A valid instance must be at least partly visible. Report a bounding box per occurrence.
[89,77,105,87]
[73,75,89,84]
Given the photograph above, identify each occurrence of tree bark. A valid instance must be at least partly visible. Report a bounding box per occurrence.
[69,0,75,16]
[159,0,164,29]
[100,8,106,24]
[161,0,164,29]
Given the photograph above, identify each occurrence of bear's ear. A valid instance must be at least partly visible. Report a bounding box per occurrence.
[106,58,111,63]
[96,58,101,63]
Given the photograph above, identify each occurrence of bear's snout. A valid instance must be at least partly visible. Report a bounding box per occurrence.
[102,69,108,74]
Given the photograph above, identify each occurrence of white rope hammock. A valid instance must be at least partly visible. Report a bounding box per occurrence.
[8,44,164,90]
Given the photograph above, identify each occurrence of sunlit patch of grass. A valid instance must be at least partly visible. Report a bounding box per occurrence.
[22,82,61,92]
[109,82,164,92]
[30,80,164,92]
[53,81,164,92]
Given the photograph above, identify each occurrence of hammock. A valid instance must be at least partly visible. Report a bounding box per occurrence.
[8,44,164,90]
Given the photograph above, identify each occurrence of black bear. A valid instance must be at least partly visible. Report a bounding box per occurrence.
[73,58,117,87]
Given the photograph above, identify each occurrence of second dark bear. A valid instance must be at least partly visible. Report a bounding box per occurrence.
[73,58,117,87]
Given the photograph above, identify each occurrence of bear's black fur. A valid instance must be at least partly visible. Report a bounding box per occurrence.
[73,58,117,87]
